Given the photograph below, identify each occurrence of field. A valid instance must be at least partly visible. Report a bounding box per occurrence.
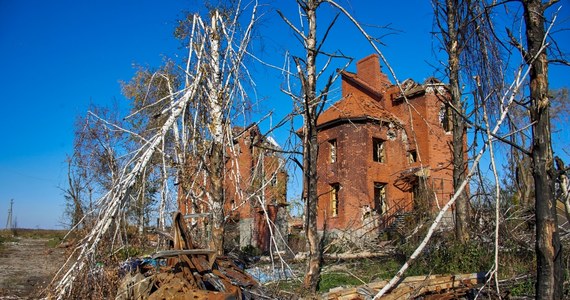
[0,229,68,299]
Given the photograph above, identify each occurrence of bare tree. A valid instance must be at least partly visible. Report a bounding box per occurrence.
[179,4,258,254]
[432,0,476,243]
[278,0,345,291]
[62,156,86,229]
[51,2,258,297]
[64,106,125,230]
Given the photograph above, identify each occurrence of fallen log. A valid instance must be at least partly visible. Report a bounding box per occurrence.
[292,250,393,262]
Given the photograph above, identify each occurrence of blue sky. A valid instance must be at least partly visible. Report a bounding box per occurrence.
[0,1,568,228]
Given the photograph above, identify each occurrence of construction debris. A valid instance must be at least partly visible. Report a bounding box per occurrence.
[116,212,265,299]
[323,273,486,300]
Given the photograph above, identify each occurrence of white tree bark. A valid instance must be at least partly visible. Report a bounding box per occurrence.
[52,2,260,296]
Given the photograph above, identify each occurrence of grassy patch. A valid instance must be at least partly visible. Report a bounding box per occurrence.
[507,277,535,297]
[266,279,303,296]
[319,272,362,291]
[0,230,18,245]
[2,228,67,239]
[1,228,69,249]
[399,235,494,276]
[46,236,64,248]
[318,258,401,292]
[266,257,403,295]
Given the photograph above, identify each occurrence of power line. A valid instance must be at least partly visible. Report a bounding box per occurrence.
[6,199,13,229]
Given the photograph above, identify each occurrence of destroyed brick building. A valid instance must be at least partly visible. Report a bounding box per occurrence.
[316,54,456,234]
[178,125,288,252]
[225,125,288,252]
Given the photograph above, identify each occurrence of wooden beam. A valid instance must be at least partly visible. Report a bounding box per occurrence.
[323,273,487,299]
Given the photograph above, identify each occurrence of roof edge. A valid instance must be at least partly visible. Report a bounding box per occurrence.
[316,116,399,131]
[341,71,384,100]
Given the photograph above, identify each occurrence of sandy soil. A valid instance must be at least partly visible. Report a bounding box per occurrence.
[0,237,67,299]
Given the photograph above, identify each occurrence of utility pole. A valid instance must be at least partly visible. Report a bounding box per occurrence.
[6,199,13,229]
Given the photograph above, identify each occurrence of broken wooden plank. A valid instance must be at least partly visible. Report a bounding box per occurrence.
[151,249,216,259]
[322,272,486,299]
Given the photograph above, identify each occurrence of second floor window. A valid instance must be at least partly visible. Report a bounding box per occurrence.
[331,183,339,217]
[408,150,418,164]
[329,139,337,163]
[373,138,385,163]
[440,104,453,132]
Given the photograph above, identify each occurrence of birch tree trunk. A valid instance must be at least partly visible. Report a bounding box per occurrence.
[207,10,226,255]
[301,0,323,291]
[522,0,563,298]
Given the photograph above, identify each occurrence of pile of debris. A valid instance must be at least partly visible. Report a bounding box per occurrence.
[323,273,486,300]
[116,212,265,299]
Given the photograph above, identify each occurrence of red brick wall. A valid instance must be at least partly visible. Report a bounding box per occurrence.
[178,125,287,252]
[316,58,456,231]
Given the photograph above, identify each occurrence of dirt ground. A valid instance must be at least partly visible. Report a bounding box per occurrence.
[0,236,67,299]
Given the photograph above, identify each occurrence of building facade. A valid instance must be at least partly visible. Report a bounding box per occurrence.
[316,54,456,233]
[177,125,288,253]
[225,125,288,252]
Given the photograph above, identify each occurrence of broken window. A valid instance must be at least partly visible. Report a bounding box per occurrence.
[373,182,387,214]
[408,150,417,164]
[373,138,385,163]
[331,183,339,217]
[270,175,277,187]
[439,104,453,132]
[329,139,337,163]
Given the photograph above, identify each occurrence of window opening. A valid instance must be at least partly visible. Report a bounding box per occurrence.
[373,182,387,214]
[329,139,337,163]
[373,138,385,163]
[408,150,417,163]
[440,104,453,132]
[331,183,339,217]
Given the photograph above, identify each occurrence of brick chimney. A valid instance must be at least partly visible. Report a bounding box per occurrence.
[356,54,391,91]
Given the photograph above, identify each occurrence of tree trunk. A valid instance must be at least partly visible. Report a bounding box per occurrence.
[302,0,323,292]
[210,141,225,255]
[66,160,84,229]
[522,1,563,298]
[446,0,470,243]
[516,149,534,207]
[208,10,226,256]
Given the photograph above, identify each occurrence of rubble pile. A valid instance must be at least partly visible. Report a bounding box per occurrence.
[116,212,265,299]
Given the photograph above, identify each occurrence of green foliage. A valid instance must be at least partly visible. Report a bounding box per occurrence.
[115,246,143,260]
[319,259,400,292]
[0,232,17,246]
[508,277,535,297]
[402,238,494,276]
[46,236,64,248]
[267,258,401,295]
